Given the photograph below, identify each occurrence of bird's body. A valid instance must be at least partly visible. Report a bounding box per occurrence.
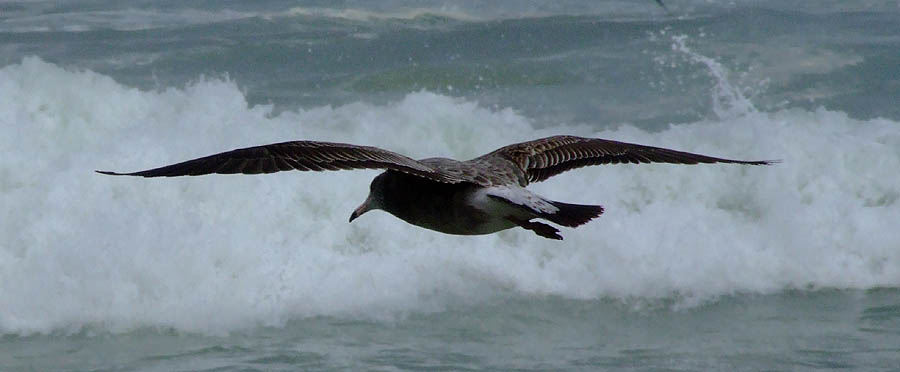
[368,169,588,239]
[371,169,494,235]
[98,135,774,240]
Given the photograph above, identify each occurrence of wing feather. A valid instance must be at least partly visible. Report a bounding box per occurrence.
[96,140,467,183]
[481,135,776,184]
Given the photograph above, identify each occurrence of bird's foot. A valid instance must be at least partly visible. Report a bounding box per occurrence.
[507,217,563,240]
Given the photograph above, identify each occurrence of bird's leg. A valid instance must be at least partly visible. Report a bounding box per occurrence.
[506,217,563,240]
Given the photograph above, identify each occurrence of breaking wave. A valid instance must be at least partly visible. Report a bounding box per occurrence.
[1,57,898,335]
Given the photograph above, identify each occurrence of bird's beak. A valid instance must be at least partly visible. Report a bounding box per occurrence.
[349,197,372,223]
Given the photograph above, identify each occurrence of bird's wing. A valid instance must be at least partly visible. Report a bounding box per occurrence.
[479,135,776,184]
[96,140,468,184]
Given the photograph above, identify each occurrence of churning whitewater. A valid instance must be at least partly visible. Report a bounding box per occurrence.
[1,57,898,335]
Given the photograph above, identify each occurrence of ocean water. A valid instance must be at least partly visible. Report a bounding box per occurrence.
[2,0,900,371]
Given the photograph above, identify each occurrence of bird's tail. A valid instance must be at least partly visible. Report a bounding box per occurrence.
[542,201,604,227]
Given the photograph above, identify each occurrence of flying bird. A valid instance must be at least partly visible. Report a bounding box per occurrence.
[97,135,774,240]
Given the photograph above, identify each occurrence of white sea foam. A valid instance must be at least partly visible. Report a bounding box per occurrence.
[1,57,898,335]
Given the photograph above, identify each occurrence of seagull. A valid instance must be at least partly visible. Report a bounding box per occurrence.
[97,135,774,240]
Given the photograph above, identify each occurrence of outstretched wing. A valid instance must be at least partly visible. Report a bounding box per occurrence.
[480,135,776,184]
[96,140,467,184]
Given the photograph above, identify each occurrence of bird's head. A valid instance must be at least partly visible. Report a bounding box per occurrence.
[349,172,388,223]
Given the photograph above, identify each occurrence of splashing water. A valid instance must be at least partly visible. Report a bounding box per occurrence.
[670,34,758,119]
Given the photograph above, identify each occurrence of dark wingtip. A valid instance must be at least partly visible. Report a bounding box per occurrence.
[95,169,153,176]
[756,159,781,166]
[728,159,780,166]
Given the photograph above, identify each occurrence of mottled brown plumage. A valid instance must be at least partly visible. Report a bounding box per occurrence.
[478,136,772,185]
[97,135,774,240]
